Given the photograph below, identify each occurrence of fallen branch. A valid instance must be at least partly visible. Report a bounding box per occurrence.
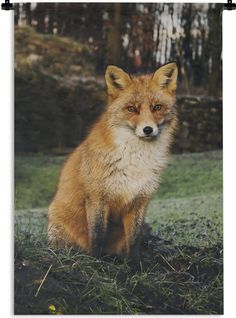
[34,264,53,297]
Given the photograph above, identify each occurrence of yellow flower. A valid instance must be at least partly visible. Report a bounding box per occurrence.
[48,304,63,315]
[48,304,56,313]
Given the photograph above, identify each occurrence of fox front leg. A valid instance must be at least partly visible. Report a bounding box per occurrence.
[122,197,149,260]
[86,200,109,257]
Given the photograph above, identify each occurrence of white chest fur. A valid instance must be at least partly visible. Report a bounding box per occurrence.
[103,127,170,204]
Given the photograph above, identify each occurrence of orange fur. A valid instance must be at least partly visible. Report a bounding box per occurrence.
[48,63,178,257]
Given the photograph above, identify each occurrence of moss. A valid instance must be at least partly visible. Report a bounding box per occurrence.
[15,26,94,76]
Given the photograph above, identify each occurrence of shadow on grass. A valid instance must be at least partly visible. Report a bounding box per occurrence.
[14,224,223,315]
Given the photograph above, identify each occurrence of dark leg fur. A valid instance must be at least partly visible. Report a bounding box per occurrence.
[86,200,109,257]
[129,238,141,262]
[90,215,106,257]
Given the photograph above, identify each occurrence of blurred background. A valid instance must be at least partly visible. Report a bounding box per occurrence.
[15,2,222,154]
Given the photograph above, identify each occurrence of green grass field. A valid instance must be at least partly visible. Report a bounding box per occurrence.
[14,150,223,314]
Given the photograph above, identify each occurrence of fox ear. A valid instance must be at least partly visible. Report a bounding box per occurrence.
[152,63,178,93]
[105,65,132,98]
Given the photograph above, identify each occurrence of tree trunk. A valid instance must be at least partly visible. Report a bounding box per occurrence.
[24,3,32,25]
[208,4,222,96]
[106,3,122,65]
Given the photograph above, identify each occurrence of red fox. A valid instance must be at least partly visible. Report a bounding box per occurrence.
[48,62,178,258]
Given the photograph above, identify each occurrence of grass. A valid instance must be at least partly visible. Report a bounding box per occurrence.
[15,155,64,209]
[14,150,223,314]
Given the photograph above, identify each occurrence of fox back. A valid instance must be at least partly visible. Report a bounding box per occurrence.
[48,63,178,258]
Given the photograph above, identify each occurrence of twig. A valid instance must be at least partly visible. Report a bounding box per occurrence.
[158,254,177,272]
[34,264,53,297]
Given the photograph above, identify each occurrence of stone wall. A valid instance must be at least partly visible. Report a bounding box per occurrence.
[173,96,222,153]
[15,73,222,154]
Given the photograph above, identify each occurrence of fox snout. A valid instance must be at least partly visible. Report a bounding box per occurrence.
[135,123,159,139]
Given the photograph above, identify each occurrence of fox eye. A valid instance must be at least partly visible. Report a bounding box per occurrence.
[152,104,162,111]
[127,106,137,113]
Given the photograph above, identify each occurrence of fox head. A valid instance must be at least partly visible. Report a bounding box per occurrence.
[105,63,178,140]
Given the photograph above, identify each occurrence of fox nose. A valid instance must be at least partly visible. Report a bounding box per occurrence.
[143,126,153,135]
